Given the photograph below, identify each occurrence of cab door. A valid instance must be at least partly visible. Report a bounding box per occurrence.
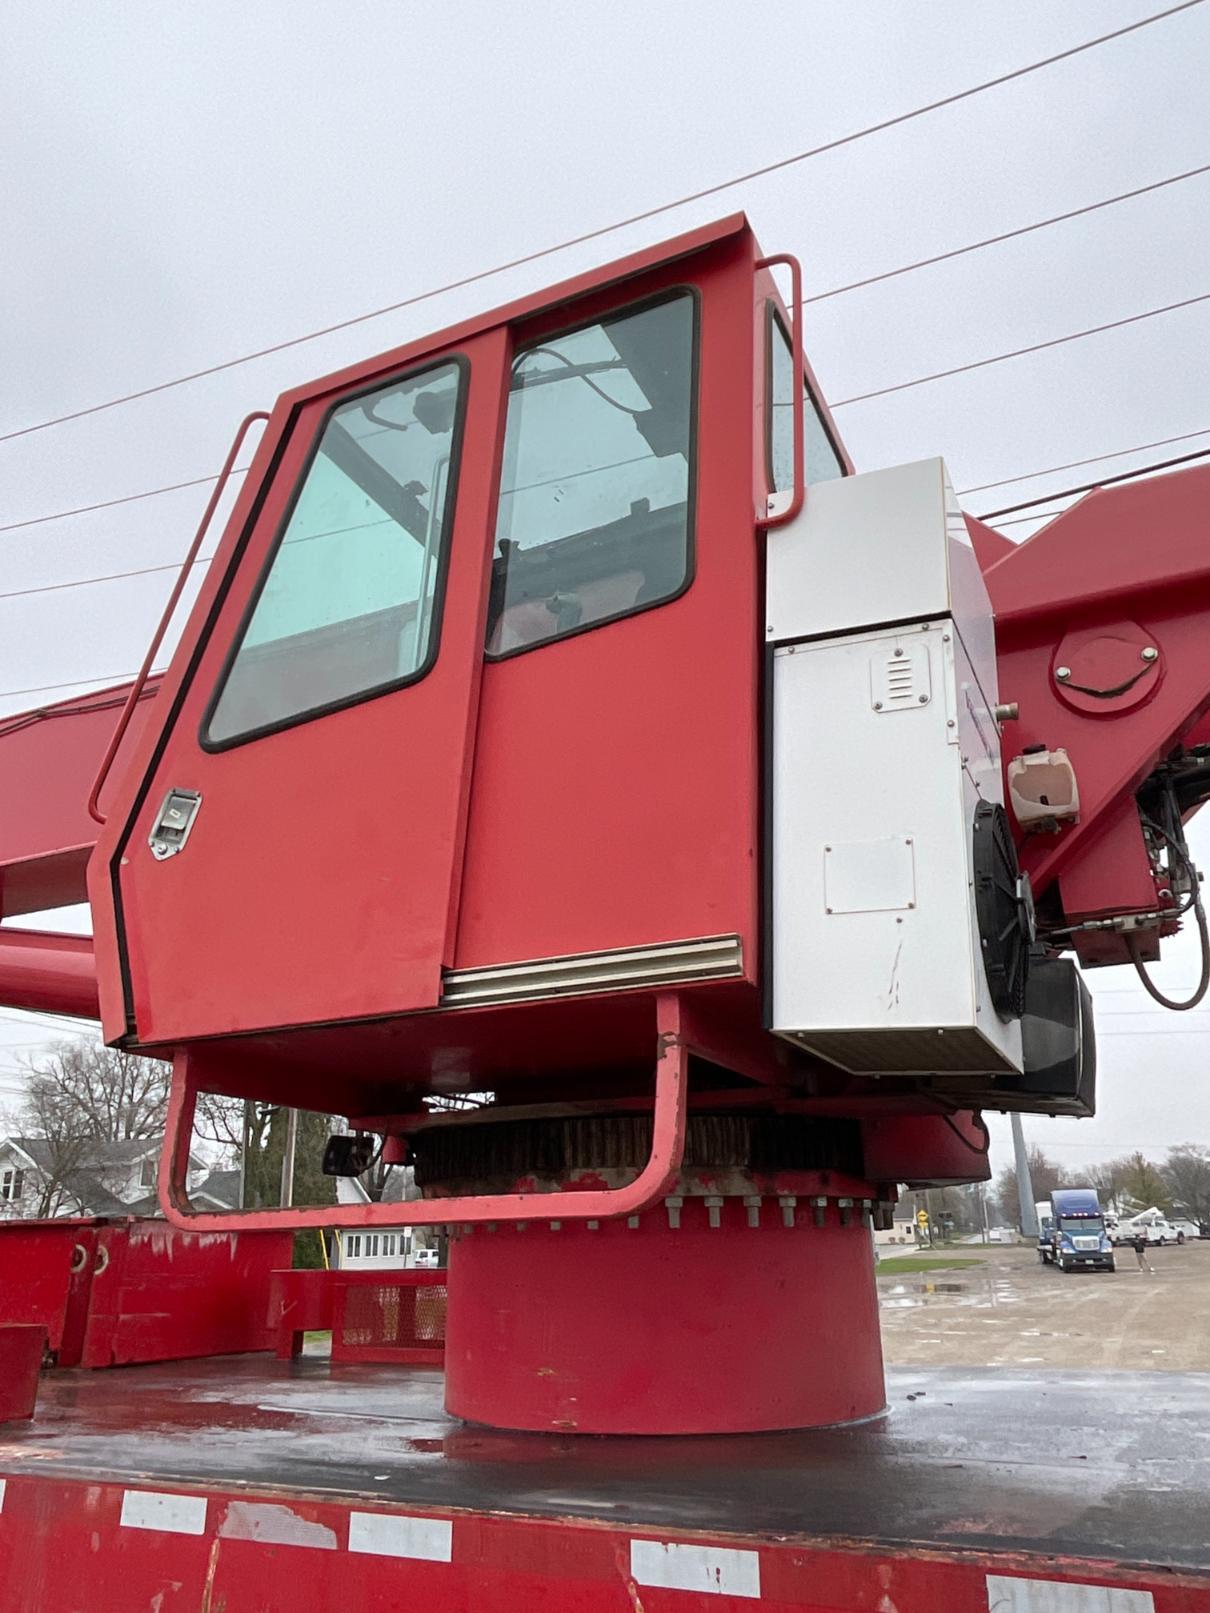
[108,327,507,1044]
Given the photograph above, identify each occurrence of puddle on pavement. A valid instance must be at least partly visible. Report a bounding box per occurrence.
[878,1273,1019,1311]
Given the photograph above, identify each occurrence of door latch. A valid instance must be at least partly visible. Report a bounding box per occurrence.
[149,789,202,860]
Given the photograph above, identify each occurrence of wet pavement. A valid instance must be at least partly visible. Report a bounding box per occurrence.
[878,1238,1210,1370]
[1,1354,1209,1570]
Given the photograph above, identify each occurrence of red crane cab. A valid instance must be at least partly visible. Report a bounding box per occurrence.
[23,212,1116,1433]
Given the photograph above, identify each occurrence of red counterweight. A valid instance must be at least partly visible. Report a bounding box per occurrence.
[3,213,1209,1437]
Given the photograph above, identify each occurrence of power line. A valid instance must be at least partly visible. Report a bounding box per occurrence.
[0,468,249,538]
[0,553,215,602]
[0,671,163,700]
[958,423,1210,495]
[830,290,1210,408]
[978,442,1210,518]
[806,160,1210,304]
[0,1,1199,449]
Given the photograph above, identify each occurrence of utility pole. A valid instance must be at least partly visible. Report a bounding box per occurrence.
[1011,1112,1039,1238]
[280,1107,298,1209]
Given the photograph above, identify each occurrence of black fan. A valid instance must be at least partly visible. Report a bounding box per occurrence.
[973,800,1032,1019]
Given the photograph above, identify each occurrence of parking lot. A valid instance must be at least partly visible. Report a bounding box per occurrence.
[878,1237,1210,1371]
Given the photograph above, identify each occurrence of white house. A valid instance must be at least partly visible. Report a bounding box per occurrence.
[0,1135,232,1220]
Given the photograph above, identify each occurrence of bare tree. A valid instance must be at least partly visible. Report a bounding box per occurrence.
[22,1041,171,1141]
[1163,1145,1210,1224]
[993,1145,1061,1227]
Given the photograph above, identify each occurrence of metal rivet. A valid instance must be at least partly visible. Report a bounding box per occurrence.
[893,647,904,658]
[873,700,883,710]
[918,694,928,704]
[1055,666,1071,681]
[947,719,956,728]
[1141,646,1158,662]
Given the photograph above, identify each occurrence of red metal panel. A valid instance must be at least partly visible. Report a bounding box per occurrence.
[79,1222,293,1368]
[0,1220,97,1361]
[454,232,761,973]
[2,1471,1208,1612]
[982,463,1210,951]
[267,1267,334,1358]
[107,327,508,1044]
[0,1326,44,1421]
[0,681,159,918]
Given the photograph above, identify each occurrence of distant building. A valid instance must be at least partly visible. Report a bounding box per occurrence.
[0,1136,236,1220]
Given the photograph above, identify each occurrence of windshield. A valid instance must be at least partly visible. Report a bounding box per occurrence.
[1059,1216,1104,1235]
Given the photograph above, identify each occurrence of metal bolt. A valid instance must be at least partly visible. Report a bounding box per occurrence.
[779,1194,798,1229]
[873,700,883,710]
[587,1220,600,1231]
[894,647,904,658]
[1055,666,1071,681]
[907,901,915,909]
[705,1195,724,1230]
[942,634,951,643]
[627,1215,640,1229]
[1141,646,1158,662]
[549,1220,562,1232]
[825,906,833,914]
[665,1196,684,1231]
[947,719,956,728]
[918,694,928,704]
[743,1194,762,1229]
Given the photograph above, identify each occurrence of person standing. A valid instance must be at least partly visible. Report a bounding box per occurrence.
[1132,1232,1152,1273]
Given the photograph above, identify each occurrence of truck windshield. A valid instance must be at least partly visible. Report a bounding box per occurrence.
[1059,1216,1104,1234]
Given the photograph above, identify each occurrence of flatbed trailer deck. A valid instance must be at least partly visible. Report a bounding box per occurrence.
[1,1357,1207,1610]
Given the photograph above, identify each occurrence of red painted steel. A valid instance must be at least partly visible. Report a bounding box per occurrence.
[981,461,1210,962]
[3,1469,1207,1613]
[755,251,805,527]
[0,1218,291,1369]
[0,1326,44,1422]
[0,929,100,1018]
[268,1267,335,1359]
[445,1197,884,1434]
[156,992,688,1232]
[77,1220,293,1367]
[0,680,159,917]
[0,1219,98,1363]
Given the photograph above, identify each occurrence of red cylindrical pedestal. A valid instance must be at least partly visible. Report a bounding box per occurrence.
[444,1196,885,1435]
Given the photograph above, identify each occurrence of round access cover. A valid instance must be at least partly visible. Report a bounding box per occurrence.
[973,800,1031,1019]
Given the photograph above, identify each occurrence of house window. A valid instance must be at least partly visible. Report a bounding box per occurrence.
[140,1156,157,1189]
[347,1234,361,1258]
[204,357,468,748]
[1,1168,24,1202]
[767,306,844,491]
[487,292,697,658]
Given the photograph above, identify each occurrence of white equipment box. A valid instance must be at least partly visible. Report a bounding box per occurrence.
[767,457,1023,1076]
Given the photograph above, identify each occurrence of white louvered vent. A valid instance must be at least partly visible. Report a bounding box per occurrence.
[870,641,930,712]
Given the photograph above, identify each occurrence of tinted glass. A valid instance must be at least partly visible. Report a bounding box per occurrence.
[487,294,694,657]
[769,311,844,492]
[206,360,464,746]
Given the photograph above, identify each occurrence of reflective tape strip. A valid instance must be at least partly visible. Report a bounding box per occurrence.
[120,1489,208,1536]
[347,1511,453,1562]
[986,1576,1155,1612]
[630,1539,761,1599]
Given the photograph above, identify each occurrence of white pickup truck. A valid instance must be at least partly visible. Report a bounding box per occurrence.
[1112,1214,1186,1246]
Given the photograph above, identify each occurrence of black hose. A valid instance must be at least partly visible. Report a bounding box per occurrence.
[1130,899,1210,1010]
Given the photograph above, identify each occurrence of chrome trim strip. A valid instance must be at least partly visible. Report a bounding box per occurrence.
[441,935,744,1007]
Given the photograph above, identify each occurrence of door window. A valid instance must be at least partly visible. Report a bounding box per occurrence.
[487,292,696,658]
[768,308,844,492]
[205,358,467,748]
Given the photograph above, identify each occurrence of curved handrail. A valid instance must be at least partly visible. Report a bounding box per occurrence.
[757,252,805,529]
[87,410,270,824]
[157,994,689,1232]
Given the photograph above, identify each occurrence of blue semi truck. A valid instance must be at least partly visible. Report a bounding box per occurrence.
[1038,1188,1116,1273]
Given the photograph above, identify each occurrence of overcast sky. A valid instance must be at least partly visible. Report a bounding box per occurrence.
[2,1,1210,1182]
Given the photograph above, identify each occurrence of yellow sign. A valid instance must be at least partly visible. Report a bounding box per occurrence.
[916,1209,929,1227]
